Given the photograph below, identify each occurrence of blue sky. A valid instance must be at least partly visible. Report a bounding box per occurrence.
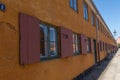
[93,0,120,39]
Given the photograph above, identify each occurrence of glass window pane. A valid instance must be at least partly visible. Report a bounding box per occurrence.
[87,9,88,20]
[40,24,48,41]
[75,34,77,42]
[73,34,75,53]
[73,33,80,54]
[76,36,80,53]
[86,6,88,20]
[73,34,75,43]
[74,0,77,11]
[86,38,91,53]
[40,41,49,57]
[40,24,49,57]
[84,4,86,19]
[70,0,73,8]
[49,42,57,56]
[96,18,98,29]
[92,12,94,25]
[84,3,88,20]
[73,43,76,53]
[75,44,79,52]
[50,27,56,42]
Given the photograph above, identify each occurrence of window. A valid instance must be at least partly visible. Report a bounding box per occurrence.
[73,33,80,54]
[103,42,105,51]
[86,37,91,53]
[70,0,78,12]
[102,25,103,33]
[92,11,95,26]
[83,2,88,20]
[96,18,98,29]
[99,22,102,32]
[40,23,58,59]
[99,22,101,31]
[100,41,102,51]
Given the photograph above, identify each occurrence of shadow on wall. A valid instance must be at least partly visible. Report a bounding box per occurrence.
[0,22,16,32]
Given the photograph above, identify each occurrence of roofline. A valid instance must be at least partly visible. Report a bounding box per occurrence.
[90,0,115,40]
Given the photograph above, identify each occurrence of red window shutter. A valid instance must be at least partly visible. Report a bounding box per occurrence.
[20,13,40,65]
[101,41,103,51]
[60,27,73,58]
[91,38,94,53]
[19,13,28,65]
[106,44,108,52]
[103,42,104,51]
[107,44,109,53]
[104,43,105,51]
[102,42,103,51]
[81,34,87,54]
[99,41,101,52]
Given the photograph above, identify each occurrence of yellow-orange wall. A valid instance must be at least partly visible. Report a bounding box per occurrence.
[0,0,117,80]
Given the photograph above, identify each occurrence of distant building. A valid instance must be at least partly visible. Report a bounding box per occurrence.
[117,37,120,44]
[0,0,118,80]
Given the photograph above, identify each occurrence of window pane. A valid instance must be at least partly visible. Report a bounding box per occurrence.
[73,33,80,54]
[49,27,57,57]
[92,12,94,25]
[85,6,88,20]
[73,34,75,53]
[96,18,98,29]
[84,4,86,19]
[50,27,56,41]
[84,3,88,20]
[74,0,77,11]
[73,43,76,53]
[86,38,91,53]
[75,43,79,53]
[70,0,78,12]
[70,0,73,8]
[40,24,48,41]
[40,41,48,57]
[40,24,48,57]
[75,35,79,53]
[49,42,57,56]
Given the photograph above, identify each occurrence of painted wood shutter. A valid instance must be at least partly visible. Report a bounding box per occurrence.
[20,13,40,65]
[81,34,87,54]
[60,27,73,58]
[101,41,103,51]
[91,38,94,53]
[103,42,104,51]
[107,44,109,53]
[104,43,105,51]
[99,42,101,52]
[102,42,103,51]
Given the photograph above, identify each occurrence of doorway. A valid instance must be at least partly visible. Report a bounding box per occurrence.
[93,39,97,64]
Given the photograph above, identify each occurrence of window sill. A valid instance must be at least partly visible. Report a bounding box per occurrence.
[87,51,92,54]
[40,56,59,62]
[70,7,78,13]
[74,53,80,56]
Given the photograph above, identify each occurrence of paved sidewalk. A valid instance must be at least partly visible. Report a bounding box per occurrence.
[98,49,120,80]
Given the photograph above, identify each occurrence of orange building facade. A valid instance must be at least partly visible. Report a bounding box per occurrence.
[0,0,118,80]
